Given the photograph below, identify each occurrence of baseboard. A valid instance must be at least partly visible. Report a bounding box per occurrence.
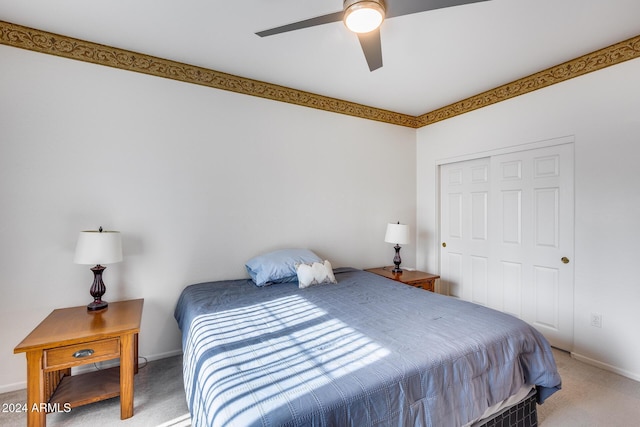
[0,349,184,395]
[144,348,183,362]
[0,381,28,395]
[156,413,191,427]
[571,351,640,382]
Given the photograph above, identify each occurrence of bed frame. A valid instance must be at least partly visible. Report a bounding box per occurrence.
[476,391,538,427]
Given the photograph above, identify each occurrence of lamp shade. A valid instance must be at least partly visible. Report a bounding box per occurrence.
[74,229,122,265]
[384,223,410,245]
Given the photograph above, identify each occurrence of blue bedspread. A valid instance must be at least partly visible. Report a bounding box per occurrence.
[175,268,560,427]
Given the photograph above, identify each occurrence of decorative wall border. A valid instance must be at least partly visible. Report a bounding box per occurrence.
[416,34,640,127]
[1,20,639,129]
[0,20,417,128]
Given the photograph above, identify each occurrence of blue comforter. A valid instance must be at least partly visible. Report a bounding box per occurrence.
[175,268,560,427]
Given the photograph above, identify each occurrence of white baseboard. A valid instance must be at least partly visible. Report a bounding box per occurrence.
[143,348,183,362]
[0,349,184,395]
[0,381,29,395]
[571,351,640,382]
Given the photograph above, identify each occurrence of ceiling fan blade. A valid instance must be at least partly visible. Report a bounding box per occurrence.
[386,0,490,19]
[357,30,383,72]
[256,11,344,37]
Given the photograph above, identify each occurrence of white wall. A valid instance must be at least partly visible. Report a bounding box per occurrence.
[417,58,640,380]
[0,45,417,392]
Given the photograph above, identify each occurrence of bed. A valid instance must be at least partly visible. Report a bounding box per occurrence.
[175,265,561,427]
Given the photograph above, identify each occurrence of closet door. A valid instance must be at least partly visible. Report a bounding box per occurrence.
[490,144,574,350]
[439,157,491,304]
[439,143,574,350]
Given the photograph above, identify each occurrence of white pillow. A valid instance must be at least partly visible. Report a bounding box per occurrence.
[295,260,337,288]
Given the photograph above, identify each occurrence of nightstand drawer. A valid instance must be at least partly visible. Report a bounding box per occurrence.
[406,279,435,292]
[44,338,120,370]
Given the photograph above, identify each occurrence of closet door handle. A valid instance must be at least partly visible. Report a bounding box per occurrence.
[442,242,447,248]
[561,257,570,264]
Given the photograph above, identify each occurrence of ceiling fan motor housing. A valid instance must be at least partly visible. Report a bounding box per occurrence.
[343,0,386,9]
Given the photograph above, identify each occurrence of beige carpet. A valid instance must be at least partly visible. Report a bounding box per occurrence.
[538,348,640,426]
[0,355,189,427]
[2,348,639,426]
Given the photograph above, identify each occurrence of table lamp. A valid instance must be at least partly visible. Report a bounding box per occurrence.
[384,222,409,273]
[74,226,122,311]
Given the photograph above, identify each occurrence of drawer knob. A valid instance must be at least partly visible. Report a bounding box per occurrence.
[72,349,95,358]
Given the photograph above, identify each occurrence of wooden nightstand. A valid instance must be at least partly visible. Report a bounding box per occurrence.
[365,267,440,292]
[14,299,143,427]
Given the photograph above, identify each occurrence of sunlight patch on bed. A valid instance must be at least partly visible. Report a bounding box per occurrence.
[185,294,390,425]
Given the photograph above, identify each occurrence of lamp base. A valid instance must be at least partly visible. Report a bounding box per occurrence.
[87,264,109,311]
[392,244,403,273]
[87,300,108,311]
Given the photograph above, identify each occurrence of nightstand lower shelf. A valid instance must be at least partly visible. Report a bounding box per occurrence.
[50,367,121,408]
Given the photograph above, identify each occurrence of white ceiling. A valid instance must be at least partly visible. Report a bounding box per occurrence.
[2,0,640,116]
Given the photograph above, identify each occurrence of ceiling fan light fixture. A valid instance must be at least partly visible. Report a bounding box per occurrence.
[343,0,386,34]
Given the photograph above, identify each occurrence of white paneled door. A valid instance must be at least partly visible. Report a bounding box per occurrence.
[440,143,574,350]
[440,157,491,304]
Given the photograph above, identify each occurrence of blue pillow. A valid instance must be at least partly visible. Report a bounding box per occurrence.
[246,248,323,286]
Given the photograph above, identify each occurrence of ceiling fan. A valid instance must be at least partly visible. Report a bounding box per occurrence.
[256,0,490,72]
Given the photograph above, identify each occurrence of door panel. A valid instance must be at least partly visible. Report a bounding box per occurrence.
[471,192,488,240]
[534,188,559,247]
[446,252,463,298]
[501,190,521,244]
[501,261,522,318]
[533,265,559,329]
[471,255,488,306]
[449,193,463,238]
